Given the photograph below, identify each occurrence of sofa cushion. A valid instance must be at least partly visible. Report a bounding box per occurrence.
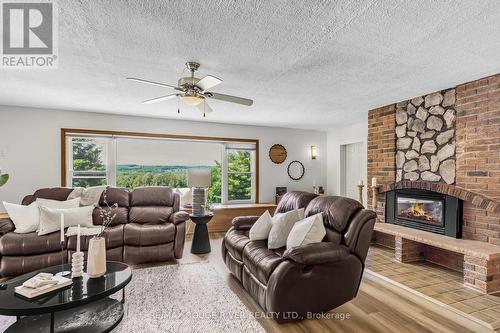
[0,252,64,278]
[129,207,174,224]
[67,225,124,250]
[275,191,318,214]
[243,240,284,284]
[225,228,251,261]
[92,207,128,226]
[0,231,61,255]
[98,187,130,207]
[21,187,73,205]
[305,196,363,233]
[130,187,174,207]
[124,223,176,246]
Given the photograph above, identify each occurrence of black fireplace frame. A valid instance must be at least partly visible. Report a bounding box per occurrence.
[386,188,462,238]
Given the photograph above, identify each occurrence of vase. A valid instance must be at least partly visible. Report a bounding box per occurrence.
[87,236,106,278]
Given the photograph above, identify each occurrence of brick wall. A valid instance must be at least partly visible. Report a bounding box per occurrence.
[367,73,500,245]
[456,74,500,245]
[367,104,396,221]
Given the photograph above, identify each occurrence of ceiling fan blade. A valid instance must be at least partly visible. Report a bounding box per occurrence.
[127,77,178,89]
[196,75,222,91]
[196,100,214,114]
[142,94,179,104]
[205,92,253,106]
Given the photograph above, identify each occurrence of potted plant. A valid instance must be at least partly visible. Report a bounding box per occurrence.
[87,188,117,278]
[0,170,8,188]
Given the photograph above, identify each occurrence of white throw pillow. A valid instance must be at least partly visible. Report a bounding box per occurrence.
[38,206,95,236]
[286,213,326,249]
[3,201,40,234]
[36,197,81,209]
[249,210,274,241]
[67,186,106,207]
[268,209,302,249]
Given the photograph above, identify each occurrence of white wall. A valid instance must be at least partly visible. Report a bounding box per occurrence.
[0,106,327,211]
[326,119,368,206]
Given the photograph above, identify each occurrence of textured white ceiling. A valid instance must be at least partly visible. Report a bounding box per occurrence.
[1,0,500,130]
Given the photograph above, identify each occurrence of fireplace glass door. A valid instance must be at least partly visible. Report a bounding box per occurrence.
[396,196,444,226]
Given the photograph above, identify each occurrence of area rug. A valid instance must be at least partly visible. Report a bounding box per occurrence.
[0,262,265,333]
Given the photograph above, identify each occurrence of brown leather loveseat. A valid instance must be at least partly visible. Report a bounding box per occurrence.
[0,186,188,278]
[221,191,376,322]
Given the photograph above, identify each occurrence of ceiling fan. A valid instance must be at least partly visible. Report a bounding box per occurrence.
[127,62,253,117]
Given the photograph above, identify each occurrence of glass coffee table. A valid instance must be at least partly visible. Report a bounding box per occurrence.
[0,261,132,333]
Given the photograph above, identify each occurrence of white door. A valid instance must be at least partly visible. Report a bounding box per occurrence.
[340,142,364,200]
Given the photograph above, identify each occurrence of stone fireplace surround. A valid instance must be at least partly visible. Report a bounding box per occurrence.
[367,73,500,293]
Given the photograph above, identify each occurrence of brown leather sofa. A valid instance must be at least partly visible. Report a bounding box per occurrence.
[0,186,188,278]
[221,191,377,322]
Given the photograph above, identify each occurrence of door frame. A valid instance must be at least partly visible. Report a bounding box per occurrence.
[339,138,367,204]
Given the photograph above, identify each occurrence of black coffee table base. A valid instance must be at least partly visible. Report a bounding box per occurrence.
[191,223,211,254]
[6,297,123,333]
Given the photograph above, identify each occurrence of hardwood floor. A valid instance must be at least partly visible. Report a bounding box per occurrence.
[179,234,498,333]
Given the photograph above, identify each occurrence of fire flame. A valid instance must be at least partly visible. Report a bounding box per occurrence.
[407,200,426,216]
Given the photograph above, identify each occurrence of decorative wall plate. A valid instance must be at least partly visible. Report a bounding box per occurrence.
[287,160,305,180]
[269,144,287,164]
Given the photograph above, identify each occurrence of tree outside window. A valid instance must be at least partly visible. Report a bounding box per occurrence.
[227,150,253,201]
[71,138,107,187]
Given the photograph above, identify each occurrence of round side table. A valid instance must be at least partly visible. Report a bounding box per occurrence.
[190,213,213,254]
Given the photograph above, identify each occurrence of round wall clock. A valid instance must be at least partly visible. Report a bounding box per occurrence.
[269,144,287,164]
[287,160,305,181]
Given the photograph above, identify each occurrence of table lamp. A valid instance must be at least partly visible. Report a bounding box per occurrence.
[187,168,212,216]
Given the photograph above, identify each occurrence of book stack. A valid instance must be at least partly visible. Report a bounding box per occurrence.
[15,273,72,299]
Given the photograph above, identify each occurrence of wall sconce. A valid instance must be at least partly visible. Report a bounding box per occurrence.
[310,145,317,160]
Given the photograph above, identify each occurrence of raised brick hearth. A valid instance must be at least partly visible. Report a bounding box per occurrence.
[368,73,500,294]
[374,223,500,293]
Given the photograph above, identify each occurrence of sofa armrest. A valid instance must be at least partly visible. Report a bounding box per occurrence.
[232,216,259,230]
[169,211,190,225]
[283,242,350,265]
[0,218,15,235]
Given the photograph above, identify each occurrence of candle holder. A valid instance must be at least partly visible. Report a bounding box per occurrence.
[371,185,380,210]
[71,252,84,278]
[357,184,364,204]
[55,240,71,277]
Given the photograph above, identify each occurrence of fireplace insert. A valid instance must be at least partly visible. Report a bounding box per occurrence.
[386,188,462,238]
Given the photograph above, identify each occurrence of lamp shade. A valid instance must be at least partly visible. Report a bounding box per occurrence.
[181,95,204,106]
[187,168,212,187]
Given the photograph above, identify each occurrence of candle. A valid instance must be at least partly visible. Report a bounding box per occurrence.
[76,224,81,253]
[358,180,363,186]
[60,212,65,242]
[371,177,377,187]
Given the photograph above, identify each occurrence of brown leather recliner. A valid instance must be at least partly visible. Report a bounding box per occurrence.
[0,186,189,277]
[221,192,376,322]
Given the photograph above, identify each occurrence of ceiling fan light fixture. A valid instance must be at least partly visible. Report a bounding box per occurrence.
[181,95,204,106]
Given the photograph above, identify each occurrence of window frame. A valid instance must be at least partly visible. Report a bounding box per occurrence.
[66,136,115,187]
[61,129,260,203]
